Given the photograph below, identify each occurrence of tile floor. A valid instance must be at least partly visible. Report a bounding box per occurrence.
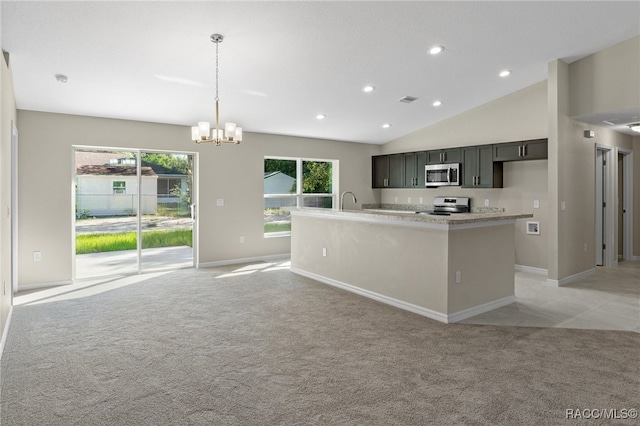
[461,261,640,332]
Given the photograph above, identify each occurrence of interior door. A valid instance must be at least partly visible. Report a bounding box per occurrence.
[595,149,605,266]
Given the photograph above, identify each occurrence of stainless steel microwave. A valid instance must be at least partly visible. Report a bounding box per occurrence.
[425,163,461,187]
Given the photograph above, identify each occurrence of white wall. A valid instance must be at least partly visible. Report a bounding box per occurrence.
[1,51,16,339]
[16,111,380,287]
[76,175,157,216]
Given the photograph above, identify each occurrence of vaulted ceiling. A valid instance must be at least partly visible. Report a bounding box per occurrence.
[2,1,639,144]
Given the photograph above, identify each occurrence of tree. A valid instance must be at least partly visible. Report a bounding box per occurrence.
[302,161,332,193]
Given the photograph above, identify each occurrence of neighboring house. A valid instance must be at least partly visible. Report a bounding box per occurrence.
[143,161,190,209]
[264,171,296,209]
[75,153,190,216]
[76,165,158,217]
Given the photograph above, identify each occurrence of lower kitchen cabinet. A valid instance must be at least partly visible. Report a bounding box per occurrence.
[462,145,503,188]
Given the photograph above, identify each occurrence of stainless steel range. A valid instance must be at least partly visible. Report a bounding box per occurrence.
[417,196,471,216]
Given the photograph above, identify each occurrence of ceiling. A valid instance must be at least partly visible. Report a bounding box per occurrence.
[2,1,639,144]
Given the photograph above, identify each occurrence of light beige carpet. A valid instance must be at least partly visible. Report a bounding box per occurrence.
[2,263,638,425]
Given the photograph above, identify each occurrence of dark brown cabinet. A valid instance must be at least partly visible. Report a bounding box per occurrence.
[493,139,548,162]
[426,148,461,164]
[372,154,403,188]
[403,151,427,187]
[462,145,503,188]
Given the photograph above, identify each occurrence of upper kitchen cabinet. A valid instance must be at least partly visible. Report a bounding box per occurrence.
[492,138,548,162]
[372,154,403,188]
[426,148,461,164]
[403,151,427,187]
[462,145,503,188]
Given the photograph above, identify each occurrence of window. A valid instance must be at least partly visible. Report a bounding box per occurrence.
[112,181,126,195]
[158,178,183,196]
[264,157,336,236]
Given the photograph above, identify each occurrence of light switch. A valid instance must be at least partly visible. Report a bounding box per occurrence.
[561,201,566,211]
[533,200,540,209]
[216,199,224,207]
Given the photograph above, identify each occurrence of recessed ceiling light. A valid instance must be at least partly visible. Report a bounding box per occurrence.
[432,100,442,107]
[499,70,511,78]
[382,123,391,129]
[55,74,68,83]
[429,46,444,55]
[363,85,375,93]
[316,114,326,120]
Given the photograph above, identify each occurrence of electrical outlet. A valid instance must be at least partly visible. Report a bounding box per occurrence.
[239,236,245,243]
[216,199,224,207]
[408,197,411,204]
[33,251,41,261]
[394,197,398,203]
[455,271,461,284]
[533,200,539,208]
[322,248,327,257]
[561,201,566,211]
[484,199,490,207]
[419,197,423,204]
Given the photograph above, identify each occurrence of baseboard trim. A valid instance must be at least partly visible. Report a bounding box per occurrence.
[0,305,13,361]
[633,256,640,261]
[447,295,517,323]
[199,253,290,269]
[515,264,548,276]
[547,268,596,287]
[291,267,515,324]
[19,280,73,292]
[291,267,450,323]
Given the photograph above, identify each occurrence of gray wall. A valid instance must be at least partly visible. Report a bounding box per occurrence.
[16,111,380,287]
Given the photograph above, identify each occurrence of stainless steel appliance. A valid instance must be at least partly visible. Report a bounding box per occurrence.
[417,196,471,216]
[425,163,461,187]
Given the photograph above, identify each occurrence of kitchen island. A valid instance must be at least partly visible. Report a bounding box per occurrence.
[290,208,533,323]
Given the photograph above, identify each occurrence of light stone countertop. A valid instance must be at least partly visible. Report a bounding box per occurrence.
[291,207,533,227]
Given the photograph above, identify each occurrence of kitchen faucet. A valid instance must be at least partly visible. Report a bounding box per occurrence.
[340,191,357,210]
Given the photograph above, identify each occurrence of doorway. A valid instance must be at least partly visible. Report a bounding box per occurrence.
[617,148,634,262]
[595,147,613,266]
[73,147,196,279]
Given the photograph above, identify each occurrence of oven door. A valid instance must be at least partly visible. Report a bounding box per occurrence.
[425,164,451,186]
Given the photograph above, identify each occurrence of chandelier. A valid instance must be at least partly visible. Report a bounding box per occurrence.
[191,34,242,145]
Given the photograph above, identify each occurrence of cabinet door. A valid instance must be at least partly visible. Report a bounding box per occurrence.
[521,139,548,160]
[492,142,522,162]
[442,148,461,164]
[372,155,389,188]
[415,151,427,187]
[461,147,478,188]
[476,145,503,188]
[388,154,404,188]
[403,153,417,187]
[426,150,443,165]
[426,148,461,164]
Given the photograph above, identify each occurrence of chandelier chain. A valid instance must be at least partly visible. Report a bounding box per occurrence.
[215,37,220,103]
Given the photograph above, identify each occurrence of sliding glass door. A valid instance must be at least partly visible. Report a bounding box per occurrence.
[74,147,196,279]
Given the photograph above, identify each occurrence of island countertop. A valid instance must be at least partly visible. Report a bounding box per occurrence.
[291,207,533,228]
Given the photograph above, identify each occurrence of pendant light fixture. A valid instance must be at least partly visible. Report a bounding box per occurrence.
[191,34,242,145]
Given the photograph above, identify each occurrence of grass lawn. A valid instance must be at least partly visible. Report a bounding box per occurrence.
[76,229,192,254]
[264,223,291,233]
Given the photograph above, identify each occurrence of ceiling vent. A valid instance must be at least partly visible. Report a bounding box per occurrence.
[398,96,418,104]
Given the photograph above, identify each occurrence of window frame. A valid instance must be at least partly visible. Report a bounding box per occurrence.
[112,180,126,195]
[264,156,338,238]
